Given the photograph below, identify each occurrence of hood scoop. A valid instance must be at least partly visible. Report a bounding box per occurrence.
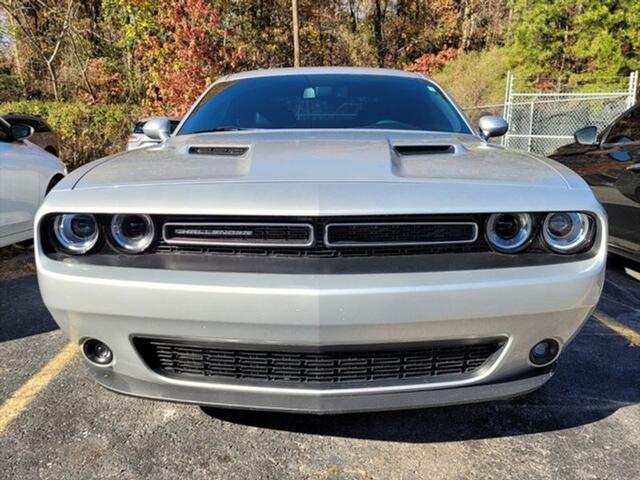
[394,145,455,156]
[188,146,249,156]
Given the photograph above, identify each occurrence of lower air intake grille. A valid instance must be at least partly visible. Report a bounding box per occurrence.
[134,338,502,387]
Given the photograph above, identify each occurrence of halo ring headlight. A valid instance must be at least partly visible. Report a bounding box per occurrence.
[110,214,155,253]
[485,213,533,253]
[543,212,592,254]
[53,213,99,254]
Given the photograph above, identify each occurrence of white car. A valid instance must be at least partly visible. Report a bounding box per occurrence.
[2,113,60,156]
[0,117,66,248]
[126,117,180,151]
[36,68,606,413]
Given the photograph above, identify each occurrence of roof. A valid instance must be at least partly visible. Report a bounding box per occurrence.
[221,66,427,83]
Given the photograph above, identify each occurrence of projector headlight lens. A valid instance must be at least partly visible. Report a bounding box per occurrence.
[110,214,155,253]
[485,213,533,253]
[543,212,592,253]
[53,213,99,254]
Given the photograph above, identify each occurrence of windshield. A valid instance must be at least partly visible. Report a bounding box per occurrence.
[178,74,471,135]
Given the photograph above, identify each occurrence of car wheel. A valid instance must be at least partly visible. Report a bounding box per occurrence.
[607,252,640,273]
[46,174,64,195]
[45,146,58,157]
[14,239,33,249]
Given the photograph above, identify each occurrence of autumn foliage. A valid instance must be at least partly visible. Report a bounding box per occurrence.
[405,47,460,76]
[137,0,240,116]
[82,58,128,104]
[1,0,638,158]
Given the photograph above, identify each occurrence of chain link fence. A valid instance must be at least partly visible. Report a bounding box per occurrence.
[464,72,638,155]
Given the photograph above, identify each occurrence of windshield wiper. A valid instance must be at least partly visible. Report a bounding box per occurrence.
[189,127,255,134]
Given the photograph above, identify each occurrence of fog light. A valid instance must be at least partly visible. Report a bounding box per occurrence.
[529,339,560,366]
[82,339,113,366]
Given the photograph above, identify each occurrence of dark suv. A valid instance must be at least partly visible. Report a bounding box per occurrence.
[549,103,640,264]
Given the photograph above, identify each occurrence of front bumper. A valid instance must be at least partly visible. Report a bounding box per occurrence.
[37,249,605,413]
[93,365,555,414]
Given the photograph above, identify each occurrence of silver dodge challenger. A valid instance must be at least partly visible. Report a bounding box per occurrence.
[36,68,606,413]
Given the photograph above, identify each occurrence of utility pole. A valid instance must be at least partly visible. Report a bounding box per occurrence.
[292,0,300,67]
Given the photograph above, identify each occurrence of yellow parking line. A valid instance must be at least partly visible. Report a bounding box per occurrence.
[593,311,640,347]
[0,342,78,434]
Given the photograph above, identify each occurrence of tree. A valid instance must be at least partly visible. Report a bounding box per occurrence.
[0,0,76,100]
[214,0,292,70]
[509,0,640,86]
[405,47,459,76]
[371,0,386,66]
[292,0,299,66]
[138,0,239,115]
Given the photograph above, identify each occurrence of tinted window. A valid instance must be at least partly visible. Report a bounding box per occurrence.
[3,116,19,127]
[0,119,11,142]
[4,116,50,132]
[179,74,470,135]
[606,105,640,143]
[6,117,34,129]
[133,121,145,134]
[34,120,51,132]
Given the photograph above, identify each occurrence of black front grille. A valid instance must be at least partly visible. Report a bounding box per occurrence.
[326,222,477,246]
[163,222,313,247]
[154,214,489,258]
[134,337,502,387]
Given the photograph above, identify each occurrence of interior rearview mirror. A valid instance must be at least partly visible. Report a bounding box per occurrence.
[574,126,598,146]
[143,117,172,141]
[10,123,33,140]
[477,115,508,141]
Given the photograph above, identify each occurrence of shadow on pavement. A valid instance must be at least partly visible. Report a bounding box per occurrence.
[202,271,640,442]
[0,250,59,341]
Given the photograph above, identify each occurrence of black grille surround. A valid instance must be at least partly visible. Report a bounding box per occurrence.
[163,222,314,247]
[154,214,490,258]
[134,337,504,388]
[325,222,477,247]
[40,213,598,273]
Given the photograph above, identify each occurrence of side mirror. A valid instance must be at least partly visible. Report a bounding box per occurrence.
[142,117,172,141]
[574,126,598,146]
[10,123,33,140]
[478,115,508,141]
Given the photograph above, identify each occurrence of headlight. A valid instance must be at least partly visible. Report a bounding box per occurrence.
[53,213,99,254]
[542,212,592,253]
[485,213,533,253]
[110,214,155,253]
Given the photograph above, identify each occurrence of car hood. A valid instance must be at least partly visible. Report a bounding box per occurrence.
[71,130,573,190]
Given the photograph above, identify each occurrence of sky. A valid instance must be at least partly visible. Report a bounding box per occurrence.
[0,15,11,51]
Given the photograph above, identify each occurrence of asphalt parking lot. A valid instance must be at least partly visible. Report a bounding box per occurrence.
[1,247,639,480]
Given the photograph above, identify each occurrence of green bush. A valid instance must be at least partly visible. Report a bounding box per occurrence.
[0,75,23,102]
[0,100,140,170]
[433,47,509,122]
